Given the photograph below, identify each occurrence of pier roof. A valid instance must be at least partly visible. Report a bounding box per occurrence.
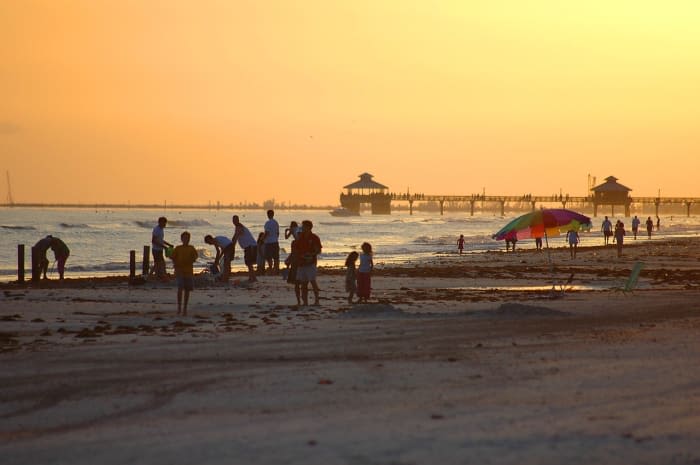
[591,176,632,193]
[344,173,388,190]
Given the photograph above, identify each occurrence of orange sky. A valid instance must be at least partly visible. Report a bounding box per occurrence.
[2,1,700,205]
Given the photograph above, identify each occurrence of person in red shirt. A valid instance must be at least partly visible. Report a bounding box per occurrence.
[295,220,322,306]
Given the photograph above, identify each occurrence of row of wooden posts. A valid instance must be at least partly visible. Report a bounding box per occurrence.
[15,244,151,283]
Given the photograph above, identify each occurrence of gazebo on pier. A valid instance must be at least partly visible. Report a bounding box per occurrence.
[340,173,391,214]
[591,176,632,217]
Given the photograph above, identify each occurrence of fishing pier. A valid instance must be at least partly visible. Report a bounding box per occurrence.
[340,174,700,217]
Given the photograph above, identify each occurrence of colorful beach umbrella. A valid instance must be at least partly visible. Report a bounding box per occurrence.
[492,208,592,242]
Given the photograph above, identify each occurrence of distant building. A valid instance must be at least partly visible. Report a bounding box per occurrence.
[591,175,632,217]
[340,173,391,214]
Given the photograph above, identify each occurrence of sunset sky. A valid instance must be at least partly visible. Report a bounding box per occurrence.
[2,1,699,205]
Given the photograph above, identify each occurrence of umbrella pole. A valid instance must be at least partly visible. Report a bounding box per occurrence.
[544,229,556,290]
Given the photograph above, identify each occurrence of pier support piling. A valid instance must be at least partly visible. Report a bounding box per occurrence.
[439,199,445,216]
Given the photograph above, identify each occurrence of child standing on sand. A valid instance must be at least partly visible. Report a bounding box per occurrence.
[457,235,465,254]
[357,242,374,303]
[566,229,580,259]
[170,231,198,316]
[345,251,359,304]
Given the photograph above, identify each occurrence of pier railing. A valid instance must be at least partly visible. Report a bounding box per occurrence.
[389,193,700,216]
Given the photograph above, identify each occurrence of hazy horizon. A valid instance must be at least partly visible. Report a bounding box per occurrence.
[3,1,700,205]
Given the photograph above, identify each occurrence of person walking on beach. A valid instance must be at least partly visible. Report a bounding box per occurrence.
[614,221,626,257]
[345,251,359,304]
[357,242,374,303]
[631,216,640,240]
[601,216,613,245]
[49,236,70,280]
[204,234,234,282]
[231,215,258,283]
[296,220,322,306]
[33,235,53,280]
[505,232,517,252]
[170,231,198,316]
[263,209,280,274]
[534,235,543,251]
[566,229,579,259]
[646,216,654,239]
[656,216,661,230]
[457,235,465,255]
[152,217,173,281]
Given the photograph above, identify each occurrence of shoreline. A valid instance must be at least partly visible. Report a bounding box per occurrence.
[2,235,699,463]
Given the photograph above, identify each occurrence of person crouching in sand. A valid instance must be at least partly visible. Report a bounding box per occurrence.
[345,251,359,304]
[171,231,198,316]
[357,242,374,303]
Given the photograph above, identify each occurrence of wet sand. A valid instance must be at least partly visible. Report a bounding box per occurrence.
[2,237,700,464]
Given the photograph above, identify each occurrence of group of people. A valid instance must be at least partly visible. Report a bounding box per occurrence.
[32,235,70,280]
[152,211,375,314]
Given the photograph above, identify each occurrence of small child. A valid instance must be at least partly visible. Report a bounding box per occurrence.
[566,229,580,259]
[256,232,266,275]
[286,238,301,306]
[345,251,359,304]
[357,242,374,303]
[457,234,465,255]
[170,231,199,316]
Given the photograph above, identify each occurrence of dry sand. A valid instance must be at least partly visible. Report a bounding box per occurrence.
[2,237,700,464]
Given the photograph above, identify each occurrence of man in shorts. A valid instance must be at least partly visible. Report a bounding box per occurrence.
[170,231,198,316]
[152,217,173,280]
[296,220,322,305]
[232,215,258,283]
[263,209,280,274]
[204,234,234,282]
[601,216,613,245]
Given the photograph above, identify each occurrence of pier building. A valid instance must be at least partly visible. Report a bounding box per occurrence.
[339,173,391,214]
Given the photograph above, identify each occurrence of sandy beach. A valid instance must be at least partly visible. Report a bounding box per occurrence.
[2,237,700,464]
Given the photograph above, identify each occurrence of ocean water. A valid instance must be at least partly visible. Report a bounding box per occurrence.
[1,207,699,281]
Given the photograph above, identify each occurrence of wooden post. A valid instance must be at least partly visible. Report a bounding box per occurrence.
[17,244,25,283]
[130,250,136,279]
[470,200,476,216]
[31,246,40,282]
[439,199,445,216]
[142,245,150,275]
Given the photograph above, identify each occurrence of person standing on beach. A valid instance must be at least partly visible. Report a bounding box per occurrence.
[534,235,543,251]
[231,215,258,283]
[357,242,374,303]
[631,216,640,240]
[656,216,661,230]
[345,251,359,304]
[285,220,300,240]
[566,229,579,259]
[601,216,613,245]
[263,209,280,274]
[152,217,173,281]
[646,216,654,239]
[256,232,266,276]
[49,236,70,280]
[33,235,53,279]
[286,236,301,305]
[170,231,198,316]
[457,235,465,255]
[614,221,626,257]
[204,234,234,282]
[296,220,322,305]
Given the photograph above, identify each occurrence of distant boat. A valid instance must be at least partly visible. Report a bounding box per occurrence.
[329,207,359,217]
